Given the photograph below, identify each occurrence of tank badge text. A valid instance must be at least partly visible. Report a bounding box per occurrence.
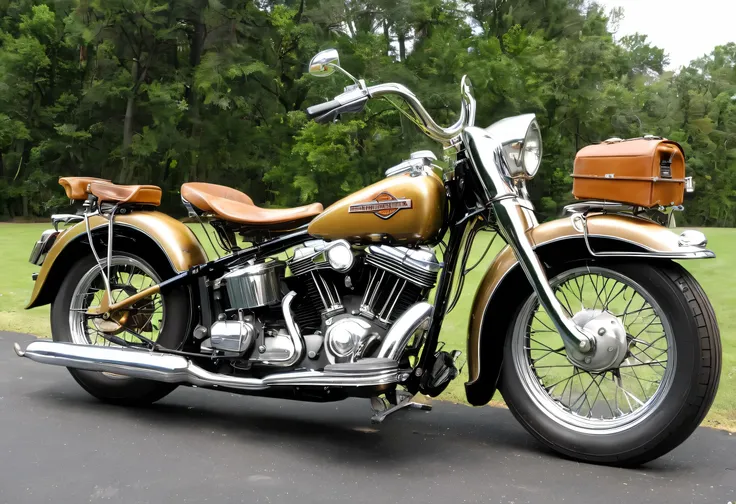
[348,192,412,219]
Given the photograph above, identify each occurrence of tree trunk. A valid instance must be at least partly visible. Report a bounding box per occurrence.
[398,32,406,61]
[47,45,57,106]
[187,6,206,183]
[121,60,138,183]
[384,21,391,56]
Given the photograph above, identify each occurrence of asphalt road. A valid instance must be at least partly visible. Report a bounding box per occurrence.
[1,332,734,504]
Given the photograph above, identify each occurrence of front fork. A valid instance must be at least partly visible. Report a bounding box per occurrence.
[492,197,596,354]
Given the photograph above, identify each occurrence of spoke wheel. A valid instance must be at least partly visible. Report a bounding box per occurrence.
[69,256,165,348]
[513,266,676,433]
[500,260,721,466]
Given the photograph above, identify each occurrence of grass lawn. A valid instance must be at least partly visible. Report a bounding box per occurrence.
[1,222,734,429]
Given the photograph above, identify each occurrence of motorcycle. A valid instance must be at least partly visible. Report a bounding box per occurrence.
[15,49,721,466]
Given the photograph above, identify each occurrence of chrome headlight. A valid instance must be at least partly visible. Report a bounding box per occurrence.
[521,121,542,178]
[484,114,542,180]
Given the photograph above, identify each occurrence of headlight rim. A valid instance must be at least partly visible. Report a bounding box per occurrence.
[521,119,542,179]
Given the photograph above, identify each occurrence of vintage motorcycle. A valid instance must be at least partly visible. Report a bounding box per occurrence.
[15,49,720,466]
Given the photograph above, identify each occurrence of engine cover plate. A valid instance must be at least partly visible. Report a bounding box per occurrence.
[210,320,255,354]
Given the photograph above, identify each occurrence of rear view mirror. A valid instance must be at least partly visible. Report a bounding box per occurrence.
[309,49,340,77]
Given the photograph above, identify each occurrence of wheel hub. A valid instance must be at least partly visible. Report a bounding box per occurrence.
[567,309,628,372]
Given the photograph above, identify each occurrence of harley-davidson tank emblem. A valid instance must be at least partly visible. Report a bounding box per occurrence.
[348,192,412,219]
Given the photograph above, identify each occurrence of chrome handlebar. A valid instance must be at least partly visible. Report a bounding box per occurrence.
[367,83,467,143]
[325,77,476,145]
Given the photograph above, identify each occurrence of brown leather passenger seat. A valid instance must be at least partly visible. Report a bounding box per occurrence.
[59,177,111,200]
[59,177,162,206]
[89,181,162,206]
[181,182,323,227]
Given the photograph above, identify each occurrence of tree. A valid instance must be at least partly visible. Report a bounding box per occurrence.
[0,0,733,226]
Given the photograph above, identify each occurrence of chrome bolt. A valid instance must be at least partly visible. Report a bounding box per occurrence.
[579,341,588,350]
[584,357,592,364]
[258,345,266,353]
[598,327,606,336]
[325,318,332,326]
[607,346,614,352]
[415,368,423,377]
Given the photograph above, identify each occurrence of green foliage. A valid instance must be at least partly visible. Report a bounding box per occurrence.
[0,0,734,224]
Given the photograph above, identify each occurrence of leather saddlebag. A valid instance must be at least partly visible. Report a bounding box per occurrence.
[572,137,686,208]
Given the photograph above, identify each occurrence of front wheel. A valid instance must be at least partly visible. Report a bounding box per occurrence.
[500,260,720,466]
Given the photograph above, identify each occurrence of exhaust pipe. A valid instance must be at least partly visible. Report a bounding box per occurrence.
[15,340,269,389]
[375,302,433,360]
[14,301,433,390]
[14,340,400,389]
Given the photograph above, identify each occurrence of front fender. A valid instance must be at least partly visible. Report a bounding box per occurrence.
[27,211,208,309]
[464,213,715,406]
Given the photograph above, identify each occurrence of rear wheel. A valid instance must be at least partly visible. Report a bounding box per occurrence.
[51,251,191,405]
[500,261,720,466]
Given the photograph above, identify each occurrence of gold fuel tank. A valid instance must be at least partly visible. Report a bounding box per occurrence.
[308,172,446,244]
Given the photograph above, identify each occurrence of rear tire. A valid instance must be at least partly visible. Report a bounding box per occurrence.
[51,251,191,406]
[500,260,720,466]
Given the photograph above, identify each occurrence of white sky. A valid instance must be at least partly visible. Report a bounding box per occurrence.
[596,0,736,69]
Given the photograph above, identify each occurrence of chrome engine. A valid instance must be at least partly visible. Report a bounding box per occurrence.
[205,240,441,369]
[288,240,441,364]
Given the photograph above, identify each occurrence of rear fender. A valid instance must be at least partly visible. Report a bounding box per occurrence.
[27,211,208,309]
[464,213,715,406]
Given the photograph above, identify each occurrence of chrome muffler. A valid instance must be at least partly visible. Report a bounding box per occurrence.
[13,340,400,390]
[14,340,269,389]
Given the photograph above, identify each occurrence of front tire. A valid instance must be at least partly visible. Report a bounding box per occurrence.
[500,260,720,466]
[51,251,191,406]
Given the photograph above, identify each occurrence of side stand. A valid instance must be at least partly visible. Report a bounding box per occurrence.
[370,390,432,424]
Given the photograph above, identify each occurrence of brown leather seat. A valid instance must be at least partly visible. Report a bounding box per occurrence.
[181,182,323,226]
[89,181,162,206]
[59,177,111,200]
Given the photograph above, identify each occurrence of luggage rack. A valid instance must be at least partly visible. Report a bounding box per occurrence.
[560,200,711,259]
[562,200,683,228]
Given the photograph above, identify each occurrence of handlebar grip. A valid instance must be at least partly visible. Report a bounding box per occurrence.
[306,99,342,119]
